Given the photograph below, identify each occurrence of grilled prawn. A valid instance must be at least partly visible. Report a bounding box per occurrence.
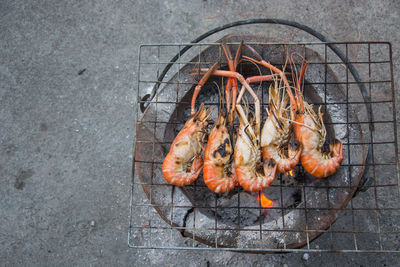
[293,103,343,178]
[234,75,278,192]
[162,103,211,186]
[203,112,237,193]
[202,44,242,193]
[162,65,217,186]
[234,109,277,192]
[292,70,343,178]
[290,56,343,178]
[261,79,302,173]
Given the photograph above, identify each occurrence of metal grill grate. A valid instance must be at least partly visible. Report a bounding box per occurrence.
[129,40,399,253]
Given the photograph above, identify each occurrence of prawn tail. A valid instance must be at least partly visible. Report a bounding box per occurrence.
[262,158,277,186]
[203,162,236,193]
[279,136,302,173]
[236,162,276,192]
[261,138,302,173]
[162,154,203,186]
[301,140,343,178]
[330,141,343,165]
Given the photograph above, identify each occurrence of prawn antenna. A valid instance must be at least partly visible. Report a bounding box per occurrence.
[213,80,225,119]
[242,57,264,95]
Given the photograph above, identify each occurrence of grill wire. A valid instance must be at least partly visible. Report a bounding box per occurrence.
[129,41,399,253]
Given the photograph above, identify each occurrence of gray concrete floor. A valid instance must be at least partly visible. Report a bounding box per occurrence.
[1,0,400,266]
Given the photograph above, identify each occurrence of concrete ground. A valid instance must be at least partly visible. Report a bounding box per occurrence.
[1,1,400,266]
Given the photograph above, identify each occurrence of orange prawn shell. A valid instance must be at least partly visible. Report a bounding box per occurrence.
[294,114,343,178]
[293,114,321,151]
[203,121,237,193]
[235,165,276,192]
[300,142,343,178]
[234,124,277,192]
[260,79,301,174]
[261,116,302,173]
[262,145,301,173]
[162,108,209,186]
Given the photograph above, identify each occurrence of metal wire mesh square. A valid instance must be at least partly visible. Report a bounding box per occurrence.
[129,40,399,253]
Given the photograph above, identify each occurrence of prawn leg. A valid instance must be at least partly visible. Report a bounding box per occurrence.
[221,42,243,124]
[243,45,297,113]
[190,62,219,116]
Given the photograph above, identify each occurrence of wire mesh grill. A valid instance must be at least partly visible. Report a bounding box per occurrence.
[129,40,399,253]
